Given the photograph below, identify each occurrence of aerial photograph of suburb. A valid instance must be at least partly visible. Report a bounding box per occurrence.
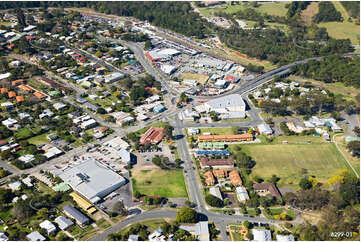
[0,0,360,241]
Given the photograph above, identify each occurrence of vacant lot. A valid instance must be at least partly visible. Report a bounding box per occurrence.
[132,169,187,198]
[180,73,209,85]
[230,140,351,185]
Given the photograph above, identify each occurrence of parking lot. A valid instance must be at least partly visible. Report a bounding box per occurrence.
[97,170,138,212]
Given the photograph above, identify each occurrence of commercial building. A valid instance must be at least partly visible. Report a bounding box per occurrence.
[179,221,210,241]
[104,72,125,83]
[195,94,246,117]
[63,204,90,226]
[104,137,130,150]
[235,186,249,203]
[59,159,126,203]
[253,182,282,199]
[70,192,97,214]
[179,109,200,121]
[188,127,200,135]
[258,124,273,135]
[200,157,234,169]
[160,64,177,75]
[111,111,135,126]
[140,127,165,145]
[198,134,253,142]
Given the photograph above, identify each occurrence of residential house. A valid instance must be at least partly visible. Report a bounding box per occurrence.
[204,171,215,186]
[1,101,14,110]
[229,170,242,186]
[212,169,228,179]
[63,205,90,226]
[235,186,249,203]
[253,183,282,199]
[200,157,234,169]
[39,220,56,235]
[53,102,67,110]
[26,231,46,241]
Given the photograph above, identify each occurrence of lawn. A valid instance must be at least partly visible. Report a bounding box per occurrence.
[27,132,51,145]
[318,21,360,46]
[230,138,351,184]
[335,135,360,173]
[132,169,187,198]
[317,1,360,46]
[96,218,111,230]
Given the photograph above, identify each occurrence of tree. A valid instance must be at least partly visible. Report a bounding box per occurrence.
[113,201,128,216]
[346,141,360,156]
[97,107,106,114]
[15,8,26,27]
[353,126,360,136]
[176,207,197,223]
[205,194,224,208]
[12,199,34,221]
[134,191,141,199]
[0,188,14,203]
[243,220,250,229]
[144,40,152,50]
[163,124,174,139]
[299,177,312,190]
[1,150,12,160]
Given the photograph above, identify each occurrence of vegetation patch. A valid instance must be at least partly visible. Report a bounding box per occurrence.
[132,169,187,198]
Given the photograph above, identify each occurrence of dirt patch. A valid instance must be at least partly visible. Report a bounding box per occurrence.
[301,2,319,26]
[232,50,264,63]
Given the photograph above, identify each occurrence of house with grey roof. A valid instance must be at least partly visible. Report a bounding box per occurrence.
[63,205,90,226]
[26,231,46,241]
[55,216,74,230]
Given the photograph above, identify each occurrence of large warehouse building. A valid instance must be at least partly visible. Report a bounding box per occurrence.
[195,94,246,118]
[59,159,126,203]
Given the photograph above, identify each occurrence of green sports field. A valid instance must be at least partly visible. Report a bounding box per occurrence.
[230,140,351,185]
[132,169,187,198]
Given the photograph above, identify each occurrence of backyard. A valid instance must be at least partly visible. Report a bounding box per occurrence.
[132,169,187,198]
